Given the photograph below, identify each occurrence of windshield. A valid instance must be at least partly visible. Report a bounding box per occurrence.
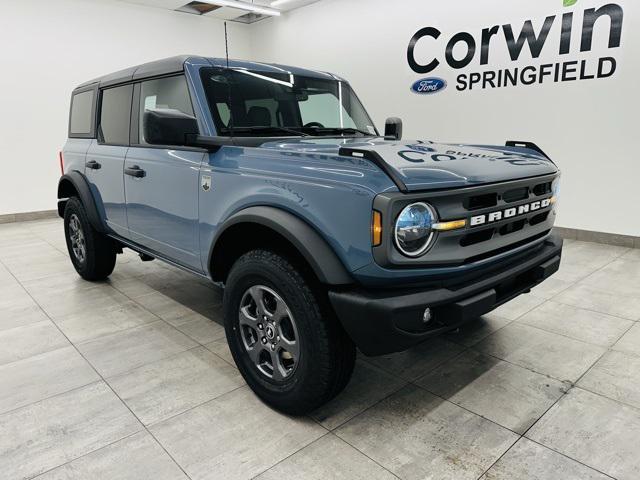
[200,67,378,137]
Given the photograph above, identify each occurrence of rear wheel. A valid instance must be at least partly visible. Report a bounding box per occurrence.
[223,249,356,415]
[63,197,117,281]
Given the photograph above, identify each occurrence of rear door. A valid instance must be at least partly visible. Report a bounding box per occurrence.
[124,75,204,271]
[85,84,133,237]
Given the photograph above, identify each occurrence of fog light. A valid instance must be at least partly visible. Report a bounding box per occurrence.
[423,308,433,324]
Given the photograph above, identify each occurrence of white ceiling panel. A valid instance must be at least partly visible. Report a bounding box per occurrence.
[120,0,321,21]
[205,6,248,20]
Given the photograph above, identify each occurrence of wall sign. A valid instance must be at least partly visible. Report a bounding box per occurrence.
[406,1,624,93]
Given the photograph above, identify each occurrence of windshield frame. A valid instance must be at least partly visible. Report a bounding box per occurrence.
[199,67,379,138]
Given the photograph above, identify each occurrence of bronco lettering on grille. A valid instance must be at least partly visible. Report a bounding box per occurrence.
[470,198,552,227]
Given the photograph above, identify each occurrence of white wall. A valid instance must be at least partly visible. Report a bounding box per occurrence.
[2,0,638,237]
[0,0,250,216]
[250,0,639,236]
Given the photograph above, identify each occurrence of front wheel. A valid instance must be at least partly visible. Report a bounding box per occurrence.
[223,250,355,415]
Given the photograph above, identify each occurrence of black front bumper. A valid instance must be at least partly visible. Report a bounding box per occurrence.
[329,234,563,356]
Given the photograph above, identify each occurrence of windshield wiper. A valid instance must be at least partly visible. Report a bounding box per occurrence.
[224,126,309,137]
[305,127,376,137]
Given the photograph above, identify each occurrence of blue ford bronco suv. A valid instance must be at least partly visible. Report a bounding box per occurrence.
[59,56,562,414]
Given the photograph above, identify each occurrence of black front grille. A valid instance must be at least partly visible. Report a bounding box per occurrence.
[463,230,551,264]
[533,181,552,196]
[372,173,558,269]
[503,187,528,203]
[464,193,497,211]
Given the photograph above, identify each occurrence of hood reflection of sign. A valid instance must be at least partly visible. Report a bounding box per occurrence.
[411,78,447,95]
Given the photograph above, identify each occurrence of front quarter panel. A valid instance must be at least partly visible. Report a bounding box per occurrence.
[199,146,396,276]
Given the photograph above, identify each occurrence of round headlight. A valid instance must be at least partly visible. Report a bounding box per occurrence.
[394,202,437,257]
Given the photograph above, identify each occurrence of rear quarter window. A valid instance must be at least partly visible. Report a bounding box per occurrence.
[69,90,95,137]
[98,84,133,146]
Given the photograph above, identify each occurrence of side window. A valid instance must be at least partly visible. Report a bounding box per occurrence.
[69,90,95,137]
[99,85,133,145]
[139,76,195,144]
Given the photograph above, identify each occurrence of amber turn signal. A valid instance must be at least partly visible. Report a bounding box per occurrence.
[372,210,383,246]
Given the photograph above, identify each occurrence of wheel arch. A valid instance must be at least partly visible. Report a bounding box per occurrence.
[209,206,353,286]
[57,171,107,233]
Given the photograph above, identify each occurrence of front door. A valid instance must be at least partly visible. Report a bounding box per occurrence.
[85,84,133,238]
[124,75,203,271]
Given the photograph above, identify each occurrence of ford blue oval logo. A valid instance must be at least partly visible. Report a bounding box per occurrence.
[411,78,447,95]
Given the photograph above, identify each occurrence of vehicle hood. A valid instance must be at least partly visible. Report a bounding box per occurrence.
[259,137,558,192]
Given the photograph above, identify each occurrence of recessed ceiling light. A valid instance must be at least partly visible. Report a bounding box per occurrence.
[271,0,296,6]
[199,0,281,16]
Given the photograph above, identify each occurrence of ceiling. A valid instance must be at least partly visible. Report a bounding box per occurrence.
[120,0,320,23]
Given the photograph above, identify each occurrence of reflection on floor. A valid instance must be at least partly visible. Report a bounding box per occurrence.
[1,218,639,480]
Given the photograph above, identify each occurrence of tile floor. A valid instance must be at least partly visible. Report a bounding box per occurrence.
[1,218,639,479]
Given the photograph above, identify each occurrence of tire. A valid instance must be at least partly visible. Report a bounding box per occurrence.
[63,197,117,281]
[223,249,356,415]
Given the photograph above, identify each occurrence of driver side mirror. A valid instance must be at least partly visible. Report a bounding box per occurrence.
[143,108,199,146]
[384,117,403,141]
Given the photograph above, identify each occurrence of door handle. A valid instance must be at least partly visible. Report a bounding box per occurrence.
[125,165,146,178]
[86,160,101,170]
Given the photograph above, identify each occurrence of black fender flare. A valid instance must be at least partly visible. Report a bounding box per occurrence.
[57,171,108,233]
[209,206,353,286]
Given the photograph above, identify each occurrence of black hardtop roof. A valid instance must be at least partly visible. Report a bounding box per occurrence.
[75,55,195,90]
[74,55,341,91]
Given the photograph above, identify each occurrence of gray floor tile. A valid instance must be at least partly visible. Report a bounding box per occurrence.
[612,323,640,356]
[621,248,640,262]
[1,242,64,263]
[56,301,159,343]
[553,283,640,321]
[158,283,222,310]
[336,385,518,480]
[445,314,512,347]
[0,382,142,480]
[581,258,640,297]
[579,350,640,408]
[553,241,628,283]
[174,313,225,344]
[22,272,101,298]
[0,320,69,366]
[416,350,567,434]
[530,276,574,300]
[0,303,50,332]
[109,277,158,298]
[311,359,407,430]
[108,347,244,426]
[34,432,188,480]
[150,386,325,480]
[36,285,131,319]
[0,346,99,415]
[106,261,169,281]
[491,294,546,320]
[204,337,235,366]
[0,284,37,312]
[528,387,640,480]
[364,337,465,381]
[481,437,610,479]
[7,257,75,283]
[133,291,200,324]
[77,321,197,377]
[475,323,605,382]
[517,301,633,347]
[255,434,397,480]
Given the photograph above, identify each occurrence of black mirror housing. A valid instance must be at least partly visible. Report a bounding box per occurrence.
[143,109,199,146]
[384,117,403,141]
